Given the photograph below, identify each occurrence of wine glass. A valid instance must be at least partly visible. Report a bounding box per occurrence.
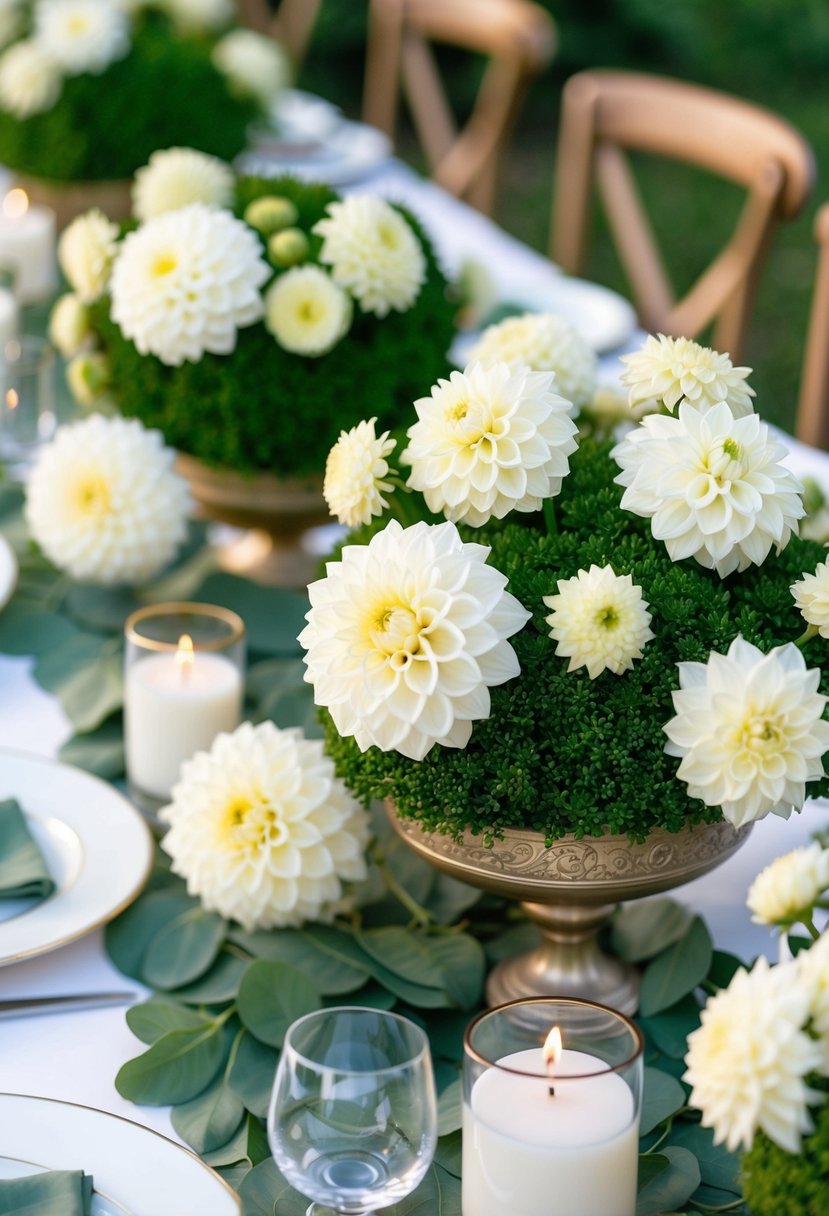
[267,1006,437,1216]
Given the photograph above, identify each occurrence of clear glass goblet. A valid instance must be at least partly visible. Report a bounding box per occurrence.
[267,1006,437,1216]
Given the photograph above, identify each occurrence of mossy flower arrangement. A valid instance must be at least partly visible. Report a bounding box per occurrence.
[299,334,829,845]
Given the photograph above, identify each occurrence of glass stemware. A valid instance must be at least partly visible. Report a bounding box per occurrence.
[267,1006,437,1216]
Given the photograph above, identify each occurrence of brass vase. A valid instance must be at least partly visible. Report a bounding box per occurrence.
[14,175,132,230]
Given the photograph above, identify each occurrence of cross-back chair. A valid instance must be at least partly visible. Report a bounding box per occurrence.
[363,0,556,216]
[237,0,321,67]
[795,204,829,449]
[550,70,814,362]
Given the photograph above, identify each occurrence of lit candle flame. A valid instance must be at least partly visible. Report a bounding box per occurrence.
[175,633,195,678]
[544,1026,562,1092]
[3,188,28,219]
[5,388,18,411]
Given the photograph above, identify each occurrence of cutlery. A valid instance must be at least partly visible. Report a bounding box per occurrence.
[0,991,136,1019]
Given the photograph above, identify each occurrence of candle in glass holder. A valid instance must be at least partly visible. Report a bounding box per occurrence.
[0,189,57,305]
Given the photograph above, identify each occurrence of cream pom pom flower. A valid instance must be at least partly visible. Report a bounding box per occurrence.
[543,564,654,679]
[684,956,825,1153]
[110,203,269,366]
[264,265,352,357]
[314,195,426,317]
[798,932,829,1043]
[0,38,61,117]
[211,29,291,108]
[35,0,129,75]
[747,842,829,927]
[25,413,190,585]
[58,207,119,304]
[132,147,234,222]
[467,312,598,410]
[663,636,829,828]
[48,292,90,357]
[159,721,369,931]
[299,519,531,761]
[613,402,804,577]
[402,361,578,527]
[791,557,829,637]
[323,417,396,527]
[620,333,755,417]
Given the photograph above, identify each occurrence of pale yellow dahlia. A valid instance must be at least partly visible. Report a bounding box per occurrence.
[747,842,829,927]
[48,292,90,358]
[323,417,396,527]
[25,413,190,585]
[264,265,352,357]
[34,0,129,75]
[620,333,755,417]
[299,519,531,760]
[663,636,829,828]
[314,195,426,317]
[160,720,369,931]
[0,38,60,118]
[132,147,234,221]
[211,29,291,108]
[798,932,829,1044]
[402,361,578,527]
[58,208,119,304]
[543,564,653,679]
[467,312,598,409]
[792,558,829,637]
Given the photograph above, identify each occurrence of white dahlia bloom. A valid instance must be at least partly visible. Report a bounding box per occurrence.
[159,721,369,931]
[323,417,396,527]
[162,0,233,33]
[402,361,578,527]
[543,564,654,679]
[0,38,60,117]
[25,414,190,585]
[613,402,804,577]
[314,195,426,317]
[792,558,829,638]
[35,0,129,75]
[300,519,531,761]
[747,842,829,927]
[264,265,352,357]
[132,147,234,222]
[211,29,291,108]
[48,292,90,357]
[58,207,119,304]
[799,932,829,1043]
[0,0,22,51]
[684,956,825,1153]
[663,636,829,828]
[110,204,269,366]
[620,333,755,417]
[467,312,598,409]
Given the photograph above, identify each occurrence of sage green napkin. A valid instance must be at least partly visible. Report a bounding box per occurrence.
[0,797,55,901]
[0,1169,93,1214]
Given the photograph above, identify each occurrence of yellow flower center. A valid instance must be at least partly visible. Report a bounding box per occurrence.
[73,473,111,518]
[737,713,783,752]
[298,298,323,323]
[706,438,747,486]
[151,253,178,279]
[378,221,400,250]
[67,15,89,34]
[448,399,469,423]
[595,604,619,631]
[219,793,288,850]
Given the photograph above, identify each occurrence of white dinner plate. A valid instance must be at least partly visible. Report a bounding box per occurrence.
[0,750,153,966]
[0,533,16,611]
[0,1094,240,1215]
[238,119,392,186]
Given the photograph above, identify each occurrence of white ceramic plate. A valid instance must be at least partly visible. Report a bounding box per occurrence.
[0,533,16,611]
[0,751,153,966]
[238,119,392,186]
[0,1094,240,1215]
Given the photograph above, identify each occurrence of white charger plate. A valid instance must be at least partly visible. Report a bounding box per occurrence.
[0,751,153,966]
[0,533,16,612]
[0,1094,240,1215]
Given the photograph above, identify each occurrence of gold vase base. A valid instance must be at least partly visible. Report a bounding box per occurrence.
[210,525,322,589]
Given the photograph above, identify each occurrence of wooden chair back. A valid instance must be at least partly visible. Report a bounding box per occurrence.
[550,70,814,362]
[237,0,322,67]
[363,0,556,216]
[795,205,829,449]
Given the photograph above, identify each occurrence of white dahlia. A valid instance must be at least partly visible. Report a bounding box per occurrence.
[25,413,190,585]
[109,204,269,366]
[792,558,829,638]
[613,402,804,577]
[402,361,578,527]
[663,636,829,828]
[132,147,234,222]
[160,721,369,931]
[314,195,426,317]
[684,956,824,1153]
[0,0,22,51]
[323,417,396,527]
[300,519,531,761]
[620,333,755,417]
[798,932,829,1043]
[34,0,129,75]
[161,0,233,33]
[58,207,119,304]
[211,29,291,109]
[0,38,60,117]
[48,292,90,358]
[747,843,829,927]
[264,265,352,357]
[467,312,598,409]
[543,564,654,679]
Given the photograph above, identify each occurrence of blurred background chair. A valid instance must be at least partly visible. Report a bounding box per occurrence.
[238,0,322,67]
[795,204,829,448]
[363,0,556,216]
[550,70,814,363]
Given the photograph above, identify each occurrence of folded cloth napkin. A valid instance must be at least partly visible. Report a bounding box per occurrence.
[0,797,55,901]
[0,1169,93,1214]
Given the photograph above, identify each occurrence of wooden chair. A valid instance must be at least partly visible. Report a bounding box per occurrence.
[550,70,815,362]
[363,0,556,216]
[795,205,829,448]
[237,0,321,67]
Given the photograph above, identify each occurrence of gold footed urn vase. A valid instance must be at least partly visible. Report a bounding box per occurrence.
[386,803,751,1015]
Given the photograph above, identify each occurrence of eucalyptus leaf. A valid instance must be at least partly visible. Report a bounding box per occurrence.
[204,1112,271,1168]
[639,994,701,1059]
[434,1131,462,1178]
[669,1123,740,1192]
[105,890,199,981]
[639,1067,687,1136]
[330,982,397,1011]
[425,872,482,925]
[64,584,143,633]
[636,1146,700,1215]
[436,1079,462,1136]
[246,657,320,736]
[34,632,123,731]
[237,960,322,1047]
[171,1072,246,1155]
[611,899,694,963]
[227,1032,279,1119]
[115,1019,230,1105]
[195,573,307,656]
[708,949,743,990]
[170,950,251,1005]
[395,1164,462,1215]
[237,1157,309,1216]
[142,907,227,990]
[484,921,541,964]
[426,934,485,1010]
[126,998,209,1045]
[58,716,125,779]
[356,927,446,989]
[0,604,79,655]
[639,918,712,1016]
[230,926,369,994]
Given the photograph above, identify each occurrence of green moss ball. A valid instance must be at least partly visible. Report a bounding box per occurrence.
[741,1088,829,1215]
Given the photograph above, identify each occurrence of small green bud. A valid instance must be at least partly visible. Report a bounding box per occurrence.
[244,195,299,236]
[268,227,310,267]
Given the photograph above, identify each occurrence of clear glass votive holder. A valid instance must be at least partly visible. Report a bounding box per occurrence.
[463,997,644,1216]
[124,602,245,820]
[0,336,56,482]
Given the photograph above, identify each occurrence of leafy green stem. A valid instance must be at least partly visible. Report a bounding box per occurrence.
[543,498,557,536]
[371,849,433,928]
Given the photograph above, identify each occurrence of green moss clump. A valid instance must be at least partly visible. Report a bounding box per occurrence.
[741,1083,829,1215]
[324,437,829,842]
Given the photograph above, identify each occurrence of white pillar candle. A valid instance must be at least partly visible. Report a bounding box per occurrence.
[463,1047,639,1216]
[0,189,57,305]
[125,637,243,801]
